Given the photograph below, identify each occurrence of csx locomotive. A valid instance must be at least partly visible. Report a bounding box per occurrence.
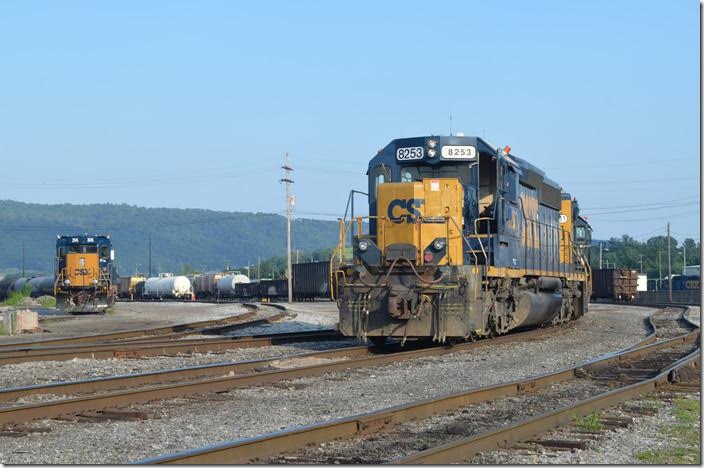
[334,135,592,344]
[54,234,116,313]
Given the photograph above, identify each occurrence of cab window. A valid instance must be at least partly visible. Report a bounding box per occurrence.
[575,226,586,242]
[370,166,389,197]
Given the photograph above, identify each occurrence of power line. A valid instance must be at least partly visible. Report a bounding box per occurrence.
[585,201,699,216]
[581,195,699,210]
[587,209,699,222]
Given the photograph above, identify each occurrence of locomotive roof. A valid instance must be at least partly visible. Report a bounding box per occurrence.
[56,234,111,245]
[369,135,562,190]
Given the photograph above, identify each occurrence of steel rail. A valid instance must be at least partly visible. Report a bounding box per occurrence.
[133,306,698,464]
[394,348,700,464]
[0,310,260,349]
[0,329,342,365]
[0,326,563,426]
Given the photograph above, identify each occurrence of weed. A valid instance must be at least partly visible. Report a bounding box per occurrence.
[672,398,699,423]
[0,322,6,335]
[635,447,699,464]
[571,410,604,432]
[103,307,115,315]
[37,296,56,307]
[0,285,32,307]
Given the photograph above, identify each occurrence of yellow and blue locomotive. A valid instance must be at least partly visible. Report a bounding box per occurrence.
[54,234,116,313]
[334,136,592,344]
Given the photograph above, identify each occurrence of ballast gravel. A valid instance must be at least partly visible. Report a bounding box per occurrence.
[0,338,358,391]
[470,391,701,464]
[0,303,655,464]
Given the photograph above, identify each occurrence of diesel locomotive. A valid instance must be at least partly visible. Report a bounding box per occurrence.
[54,234,116,313]
[333,135,592,344]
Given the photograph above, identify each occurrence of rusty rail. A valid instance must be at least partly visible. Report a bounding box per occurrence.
[0,327,340,365]
[134,305,698,464]
[0,326,562,426]
[0,307,265,349]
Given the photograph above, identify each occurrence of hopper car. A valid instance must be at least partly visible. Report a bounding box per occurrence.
[332,135,593,345]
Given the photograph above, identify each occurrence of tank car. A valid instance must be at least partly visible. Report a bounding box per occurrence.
[333,136,592,344]
[216,273,250,298]
[143,274,193,299]
[54,234,116,313]
[28,276,55,297]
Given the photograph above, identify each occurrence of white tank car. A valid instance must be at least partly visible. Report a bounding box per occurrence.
[28,276,55,297]
[144,274,192,298]
[216,274,250,296]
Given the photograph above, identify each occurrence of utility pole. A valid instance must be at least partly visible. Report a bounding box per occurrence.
[667,222,672,302]
[599,242,603,269]
[281,153,294,303]
[639,254,644,274]
[148,233,152,278]
[658,251,662,292]
[21,241,25,278]
[683,243,687,275]
[257,256,261,281]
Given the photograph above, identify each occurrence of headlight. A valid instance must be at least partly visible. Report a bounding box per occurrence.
[358,240,369,252]
[433,238,446,250]
[64,279,71,285]
[428,148,437,158]
[427,138,437,149]
[92,279,98,285]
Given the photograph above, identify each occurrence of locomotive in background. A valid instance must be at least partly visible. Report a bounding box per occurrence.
[333,135,593,344]
[54,234,116,313]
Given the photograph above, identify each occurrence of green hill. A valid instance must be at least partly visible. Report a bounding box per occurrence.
[0,200,341,276]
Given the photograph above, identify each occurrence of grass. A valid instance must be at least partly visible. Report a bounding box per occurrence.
[0,322,7,335]
[0,285,32,307]
[571,410,604,432]
[37,296,56,307]
[634,397,701,464]
[103,307,115,315]
[635,447,700,464]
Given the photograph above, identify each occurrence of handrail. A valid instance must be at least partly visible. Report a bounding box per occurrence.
[472,217,492,265]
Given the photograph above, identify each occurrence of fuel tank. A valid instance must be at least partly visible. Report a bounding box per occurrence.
[512,290,563,328]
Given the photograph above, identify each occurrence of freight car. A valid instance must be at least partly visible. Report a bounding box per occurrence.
[142,273,193,300]
[292,261,331,300]
[54,234,116,313]
[591,268,638,302]
[333,135,592,344]
[216,273,250,298]
[118,276,146,300]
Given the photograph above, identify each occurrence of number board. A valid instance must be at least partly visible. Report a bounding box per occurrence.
[396,147,424,161]
[441,145,476,160]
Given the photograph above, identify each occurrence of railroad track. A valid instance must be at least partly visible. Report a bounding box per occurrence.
[0,314,323,365]
[133,305,699,464]
[0,325,565,428]
[0,302,291,353]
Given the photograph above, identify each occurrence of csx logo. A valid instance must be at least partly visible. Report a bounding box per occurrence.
[73,269,90,276]
[387,198,425,224]
[685,280,700,289]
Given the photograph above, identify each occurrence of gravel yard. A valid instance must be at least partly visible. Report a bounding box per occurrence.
[0,303,658,464]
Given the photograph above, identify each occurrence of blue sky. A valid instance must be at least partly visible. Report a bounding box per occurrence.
[0,0,699,242]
